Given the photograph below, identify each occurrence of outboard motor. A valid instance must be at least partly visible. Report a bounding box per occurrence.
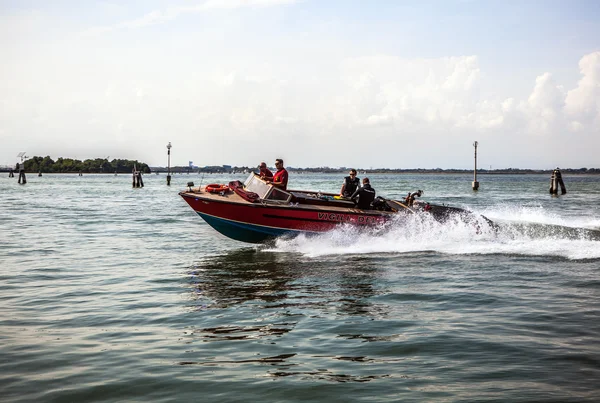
[372,196,393,211]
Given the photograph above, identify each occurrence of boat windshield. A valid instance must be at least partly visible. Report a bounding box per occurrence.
[244,173,271,198]
[243,172,292,203]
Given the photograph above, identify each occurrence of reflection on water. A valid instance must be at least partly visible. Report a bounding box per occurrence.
[188,323,295,341]
[179,353,297,365]
[188,248,300,308]
[2,174,600,399]
[266,369,391,383]
[187,248,387,316]
[180,249,395,382]
[178,352,392,383]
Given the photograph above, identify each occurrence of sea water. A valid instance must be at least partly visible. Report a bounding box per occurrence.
[1,173,599,402]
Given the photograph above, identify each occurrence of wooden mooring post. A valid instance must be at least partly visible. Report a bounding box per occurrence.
[132,168,144,188]
[17,165,26,184]
[16,152,27,183]
[472,141,479,191]
[549,167,566,195]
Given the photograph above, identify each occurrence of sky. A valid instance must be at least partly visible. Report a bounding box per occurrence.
[1,0,599,169]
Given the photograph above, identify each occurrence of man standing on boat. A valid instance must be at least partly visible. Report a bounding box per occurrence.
[265,158,288,190]
[340,169,360,198]
[258,162,273,180]
[405,190,423,206]
[350,178,376,210]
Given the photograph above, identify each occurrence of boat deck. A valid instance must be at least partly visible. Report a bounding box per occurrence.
[180,186,401,215]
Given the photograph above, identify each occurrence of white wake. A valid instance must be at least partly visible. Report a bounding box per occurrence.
[265,205,600,260]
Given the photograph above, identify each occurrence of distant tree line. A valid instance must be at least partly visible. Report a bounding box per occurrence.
[23,156,151,174]
[318,167,600,174]
[152,165,251,174]
[151,166,600,174]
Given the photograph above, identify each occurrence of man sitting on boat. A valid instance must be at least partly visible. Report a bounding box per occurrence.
[350,177,376,210]
[265,158,288,190]
[340,168,360,197]
[258,162,273,180]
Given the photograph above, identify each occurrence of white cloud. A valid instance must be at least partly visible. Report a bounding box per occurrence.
[336,55,488,129]
[1,2,599,169]
[501,98,515,113]
[442,56,480,91]
[363,114,394,126]
[522,72,565,134]
[527,73,564,111]
[564,51,600,128]
[201,0,299,9]
[83,0,298,34]
[569,121,584,132]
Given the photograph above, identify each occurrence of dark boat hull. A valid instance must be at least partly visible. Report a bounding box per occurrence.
[197,211,306,243]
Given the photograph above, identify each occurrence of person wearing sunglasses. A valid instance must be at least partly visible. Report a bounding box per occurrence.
[265,158,288,190]
[340,169,360,198]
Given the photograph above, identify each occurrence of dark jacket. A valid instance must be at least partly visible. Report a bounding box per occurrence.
[351,184,376,209]
[342,176,360,197]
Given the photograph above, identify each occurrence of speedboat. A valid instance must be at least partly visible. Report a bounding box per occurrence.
[179,172,491,243]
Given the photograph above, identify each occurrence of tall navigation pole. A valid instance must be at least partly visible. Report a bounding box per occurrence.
[472,141,479,191]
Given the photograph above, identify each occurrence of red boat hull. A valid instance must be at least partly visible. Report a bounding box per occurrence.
[180,191,392,243]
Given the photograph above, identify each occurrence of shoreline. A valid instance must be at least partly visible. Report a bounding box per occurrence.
[3,170,599,175]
